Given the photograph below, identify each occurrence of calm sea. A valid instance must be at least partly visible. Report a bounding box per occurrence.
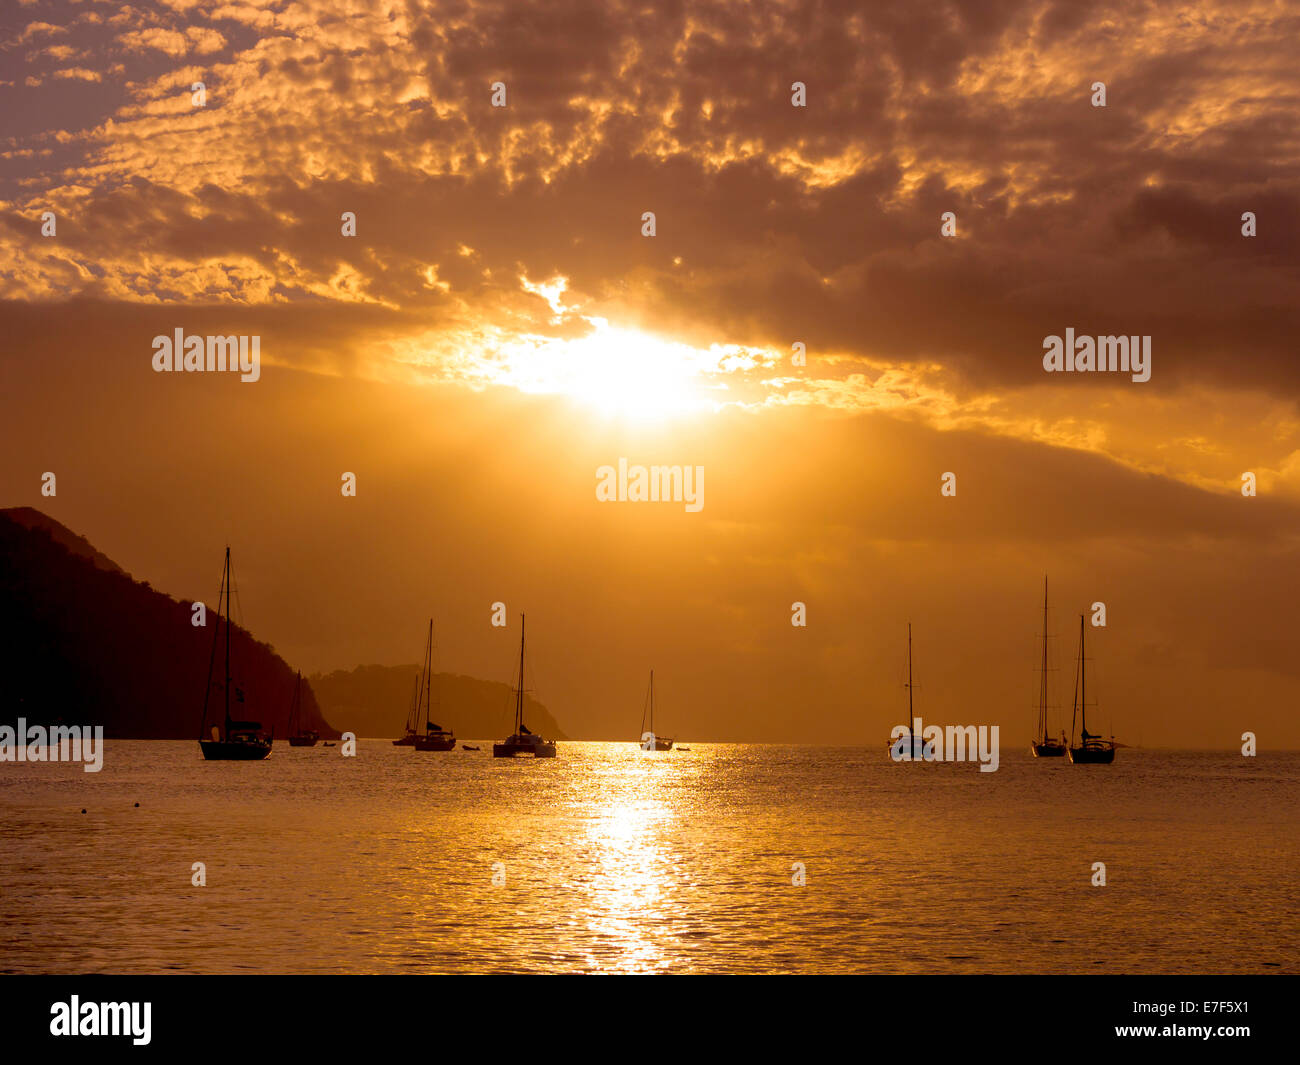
[1,741,1295,974]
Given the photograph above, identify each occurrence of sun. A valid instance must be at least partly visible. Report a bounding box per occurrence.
[501,319,720,420]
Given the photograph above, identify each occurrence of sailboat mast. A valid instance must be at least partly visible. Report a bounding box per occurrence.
[515,613,526,733]
[1038,576,1049,741]
[907,623,914,735]
[650,669,654,733]
[1080,613,1087,737]
[421,619,433,730]
[223,547,231,736]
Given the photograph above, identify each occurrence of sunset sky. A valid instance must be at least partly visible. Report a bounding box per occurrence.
[3,0,1298,746]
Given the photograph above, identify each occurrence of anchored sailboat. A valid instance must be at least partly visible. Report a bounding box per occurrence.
[887,623,936,762]
[1068,613,1117,764]
[393,672,420,745]
[1031,577,1067,758]
[412,619,456,751]
[287,671,319,747]
[198,547,272,761]
[493,614,556,758]
[637,670,674,751]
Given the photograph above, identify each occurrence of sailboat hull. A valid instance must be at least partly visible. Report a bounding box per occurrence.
[1031,742,1067,757]
[199,739,271,761]
[639,737,674,751]
[413,733,457,751]
[1069,744,1116,764]
[493,736,557,758]
[887,736,937,762]
[288,734,319,747]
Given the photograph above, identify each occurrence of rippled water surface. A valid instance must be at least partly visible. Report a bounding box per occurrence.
[1,742,1296,973]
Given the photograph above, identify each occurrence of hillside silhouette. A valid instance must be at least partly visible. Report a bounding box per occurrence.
[310,664,569,741]
[0,508,335,739]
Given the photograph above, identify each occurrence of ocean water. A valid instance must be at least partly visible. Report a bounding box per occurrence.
[1,741,1295,974]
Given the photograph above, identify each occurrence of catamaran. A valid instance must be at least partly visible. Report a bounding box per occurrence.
[887,623,936,762]
[412,618,456,751]
[198,547,272,761]
[287,671,319,747]
[1068,613,1117,764]
[1031,578,1067,757]
[493,614,556,758]
[637,669,673,750]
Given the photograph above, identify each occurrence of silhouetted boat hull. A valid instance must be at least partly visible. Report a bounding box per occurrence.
[493,733,556,758]
[392,734,416,746]
[200,738,271,761]
[1032,741,1067,757]
[289,733,319,747]
[888,734,936,761]
[1069,742,1116,764]
[413,731,456,751]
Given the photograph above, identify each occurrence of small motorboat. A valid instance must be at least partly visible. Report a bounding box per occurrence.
[462,744,481,751]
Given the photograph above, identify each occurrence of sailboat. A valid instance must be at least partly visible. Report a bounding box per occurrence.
[198,547,272,761]
[287,671,320,747]
[412,619,456,751]
[887,623,936,761]
[1068,613,1117,764]
[492,614,557,758]
[392,672,420,745]
[637,670,673,751]
[1030,578,1067,757]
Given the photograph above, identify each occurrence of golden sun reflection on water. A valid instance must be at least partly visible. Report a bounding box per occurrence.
[4,742,1297,974]
[578,760,680,972]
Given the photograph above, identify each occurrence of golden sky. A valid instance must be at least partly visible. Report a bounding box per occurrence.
[3,0,1299,745]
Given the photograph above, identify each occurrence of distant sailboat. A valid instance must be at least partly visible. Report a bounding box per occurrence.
[1068,613,1117,764]
[393,672,420,746]
[1031,577,1067,758]
[492,614,557,758]
[287,671,319,747]
[637,670,673,751]
[887,623,936,762]
[198,547,272,761]
[412,619,456,751]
